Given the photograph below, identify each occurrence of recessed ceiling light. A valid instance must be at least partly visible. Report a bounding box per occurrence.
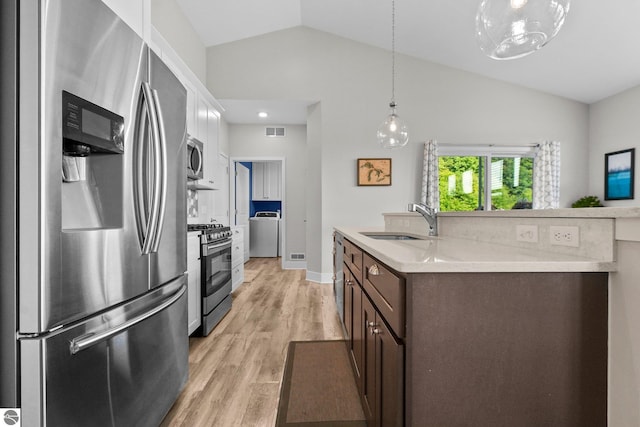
[258,111,268,118]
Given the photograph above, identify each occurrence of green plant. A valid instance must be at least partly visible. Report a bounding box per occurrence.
[571,195,603,208]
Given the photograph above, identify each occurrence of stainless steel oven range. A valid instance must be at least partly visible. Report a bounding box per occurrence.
[188,224,233,336]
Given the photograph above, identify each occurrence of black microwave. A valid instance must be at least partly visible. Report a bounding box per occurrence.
[187,136,203,180]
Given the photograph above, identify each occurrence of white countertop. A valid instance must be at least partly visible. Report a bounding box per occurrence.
[335,227,616,273]
[437,206,640,219]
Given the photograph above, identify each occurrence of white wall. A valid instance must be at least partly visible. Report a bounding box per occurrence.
[228,125,307,264]
[151,0,206,84]
[589,85,640,205]
[206,27,590,279]
[306,103,323,280]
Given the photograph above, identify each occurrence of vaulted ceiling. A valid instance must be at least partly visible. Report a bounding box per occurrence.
[177,0,640,123]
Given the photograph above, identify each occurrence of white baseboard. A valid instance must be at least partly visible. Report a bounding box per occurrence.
[282,260,307,270]
[279,261,333,284]
[305,270,333,284]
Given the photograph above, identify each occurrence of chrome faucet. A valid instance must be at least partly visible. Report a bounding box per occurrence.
[408,203,438,236]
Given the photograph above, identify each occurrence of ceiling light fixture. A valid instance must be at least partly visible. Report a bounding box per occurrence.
[376,0,408,149]
[258,111,268,118]
[475,0,571,60]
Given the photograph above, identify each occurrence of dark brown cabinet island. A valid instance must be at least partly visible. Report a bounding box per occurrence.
[334,230,609,427]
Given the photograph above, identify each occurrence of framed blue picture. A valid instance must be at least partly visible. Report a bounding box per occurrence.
[605,148,635,200]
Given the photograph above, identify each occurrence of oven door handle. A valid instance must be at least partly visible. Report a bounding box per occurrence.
[203,240,231,255]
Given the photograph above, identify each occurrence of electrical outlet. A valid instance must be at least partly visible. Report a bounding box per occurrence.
[549,225,580,247]
[516,225,538,243]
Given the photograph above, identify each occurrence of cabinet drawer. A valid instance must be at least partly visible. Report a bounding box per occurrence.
[344,239,363,284]
[363,253,405,338]
[231,227,244,242]
[232,262,244,285]
[231,241,243,266]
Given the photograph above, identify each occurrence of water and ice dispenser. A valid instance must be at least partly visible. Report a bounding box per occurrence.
[61,91,124,230]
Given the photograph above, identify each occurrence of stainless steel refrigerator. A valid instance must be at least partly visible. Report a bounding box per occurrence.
[1,1,189,426]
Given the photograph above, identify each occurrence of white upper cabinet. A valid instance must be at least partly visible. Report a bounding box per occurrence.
[196,96,208,142]
[252,162,282,201]
[101,0,150,40]
[183,78,221,190]
[185,82,197,140]
[199,100,220,189]
[148,22,227,197]
[212,153,230,224]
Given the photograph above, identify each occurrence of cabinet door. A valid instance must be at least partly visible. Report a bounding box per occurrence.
[196,96,207,142]
[362,295,404,427]
[266,161,282,200]
[343,265,353,341]
[207,105,219,160]
[361,295,377,424]
[252,162,266,200]
[334,233,345,322]
[212,153,229,223]
[351,279,363,393]
[376,312,404,427]
[252,161,282,200]
[184,83,197,138]
[187,233,201,335]
[200,100,219,188]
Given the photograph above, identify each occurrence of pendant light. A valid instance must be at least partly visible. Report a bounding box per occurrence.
[476,0,571,60]
[377,0,409,148]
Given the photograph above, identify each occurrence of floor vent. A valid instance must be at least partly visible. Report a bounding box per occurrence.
[266,127,285,137]
[290,253,306,260]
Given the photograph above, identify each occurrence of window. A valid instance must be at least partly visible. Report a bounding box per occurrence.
[438,146,535,212]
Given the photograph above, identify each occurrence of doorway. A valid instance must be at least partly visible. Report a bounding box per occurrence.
[230,157,286,270]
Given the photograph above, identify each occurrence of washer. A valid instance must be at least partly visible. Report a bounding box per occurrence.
[249,211,280,257]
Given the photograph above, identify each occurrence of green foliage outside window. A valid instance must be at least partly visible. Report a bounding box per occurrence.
[439,156,533,212]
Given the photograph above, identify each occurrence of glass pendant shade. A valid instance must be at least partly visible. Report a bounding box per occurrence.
[476,0,571,60]
[377,103,409,148]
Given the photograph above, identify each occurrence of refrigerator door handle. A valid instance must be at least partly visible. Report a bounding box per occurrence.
[134,86,150,251]
[69,284,186,355]
[150,88,167,253]
[135,82,162,255]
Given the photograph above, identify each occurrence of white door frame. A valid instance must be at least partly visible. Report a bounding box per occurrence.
[229,156,286,270]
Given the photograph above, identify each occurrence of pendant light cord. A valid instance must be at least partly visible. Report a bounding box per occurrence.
[390,0,396,107]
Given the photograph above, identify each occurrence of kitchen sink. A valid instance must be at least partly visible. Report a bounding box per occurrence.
[360,232,428,240]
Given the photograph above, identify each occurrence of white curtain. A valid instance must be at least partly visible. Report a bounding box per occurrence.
[533,141,561,209]
[421,140,439,209]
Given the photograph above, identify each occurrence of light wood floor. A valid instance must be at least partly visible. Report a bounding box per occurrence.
[160,258,345,427]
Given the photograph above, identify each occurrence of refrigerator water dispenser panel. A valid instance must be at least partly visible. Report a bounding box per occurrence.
[61,91,124,230]
[62,90,124,156]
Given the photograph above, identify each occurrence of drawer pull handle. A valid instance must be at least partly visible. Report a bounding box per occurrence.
[372,328,381,335]
[368,264,380,276]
